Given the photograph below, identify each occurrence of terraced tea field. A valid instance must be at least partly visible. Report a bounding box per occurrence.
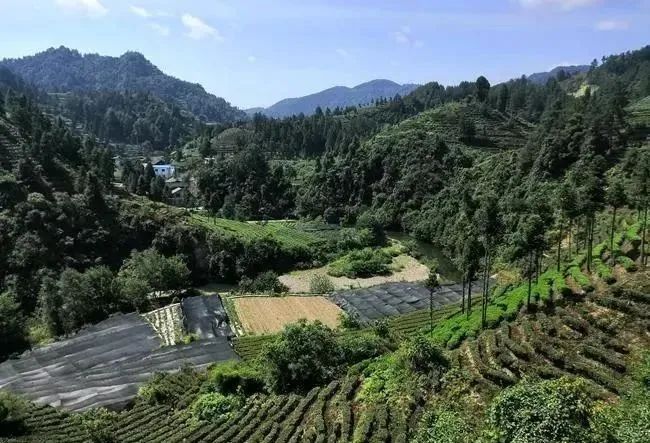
[455,286,650,399]
[7,370,423,443]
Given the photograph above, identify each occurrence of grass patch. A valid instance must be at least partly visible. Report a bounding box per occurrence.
[328,248,394,278]
[593,259,616,284]
[566,263,593,292]
[616,255,637,272]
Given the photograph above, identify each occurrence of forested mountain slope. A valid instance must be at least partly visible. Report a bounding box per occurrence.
[46,90,201,150]
[260,79,420,118]
[527,64,590,84]
[1,47,245,123]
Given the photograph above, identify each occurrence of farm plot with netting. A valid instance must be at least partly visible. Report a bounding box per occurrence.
[182,295,233,339]
[329,281,478,324]
[143,303,183,346]
[0,312,238,412]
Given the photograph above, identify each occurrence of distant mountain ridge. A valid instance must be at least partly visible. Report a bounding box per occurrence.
[253,79,420,118]
[1,46,245,123]
[527,65,590,84]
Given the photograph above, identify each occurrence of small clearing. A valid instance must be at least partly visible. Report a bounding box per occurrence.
[233,296,343,334]
[279,254,429,293]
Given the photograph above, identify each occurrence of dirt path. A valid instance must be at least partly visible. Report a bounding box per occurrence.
[278,254,429,293]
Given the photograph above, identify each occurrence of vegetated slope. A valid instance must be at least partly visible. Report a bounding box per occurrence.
[0,116,24,171]
[526,64,590,84]
[297,101,532,223]
[45,90,201,150]
[261,79,420,118]
[1,47,245,122]
[627,95,650,127]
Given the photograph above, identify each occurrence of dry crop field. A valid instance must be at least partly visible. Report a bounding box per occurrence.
[233,296,343,334]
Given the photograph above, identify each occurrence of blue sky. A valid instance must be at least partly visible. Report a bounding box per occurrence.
[0,0,648,109]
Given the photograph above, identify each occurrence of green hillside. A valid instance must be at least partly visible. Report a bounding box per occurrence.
[627,95,650,126]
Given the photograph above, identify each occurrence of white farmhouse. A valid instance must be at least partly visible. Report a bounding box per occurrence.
[152,164,175,178]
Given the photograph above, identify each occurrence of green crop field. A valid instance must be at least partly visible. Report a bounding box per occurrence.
[189,214,326,249]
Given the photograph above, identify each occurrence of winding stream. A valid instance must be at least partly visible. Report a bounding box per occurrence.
[386,231,461,283]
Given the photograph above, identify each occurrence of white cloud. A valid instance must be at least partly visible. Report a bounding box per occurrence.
[182,13,223,41]
[130,6,170,19]
[517,0,600,10]
[336,48,351,58]
[595,19,630,30]
[148,23,170,36]
[55,0,107,17]
[129,5,151,18]
[393,31,410,44]
[247,55,257,63]
[392,26,423,48]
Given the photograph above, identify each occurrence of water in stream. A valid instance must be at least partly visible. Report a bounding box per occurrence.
[386,231,461,283]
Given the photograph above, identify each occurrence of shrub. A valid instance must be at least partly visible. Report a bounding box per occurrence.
[205,360,265,396]
[594,259,616,284]
[76,408,118,443]
[373,319,391,338]
[356,211,386,246]
[415,408,477,443]
[137,372,182,406]
[566,265,594,292]
[402,335,449,375]
[238,271,288,294]
[0,291,27,360]
[592,354,650,443]
[191,392,242,422]
[262,320,342,393]
[0,392,26,435]
[328,248,392,278]
[616,255,638,272]
[488,377,593,443]
[339,312,361,330]
[309,274,335,294]
[338,332,391,364]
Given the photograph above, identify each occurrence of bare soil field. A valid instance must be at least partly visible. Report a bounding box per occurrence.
[279,254,429,293]
[233,296,343,334]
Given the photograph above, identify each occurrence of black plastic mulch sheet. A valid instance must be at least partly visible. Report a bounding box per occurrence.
[0,312,238,411]
[182,295,233,339]
[329,281,479,324]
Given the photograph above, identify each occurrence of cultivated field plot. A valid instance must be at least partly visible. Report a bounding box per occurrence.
[0,313,238,412]
[142,303,183,346]
[233,296,343,334]
[182,295,233,339]
[329,281,480,324]
[189,214,325,250]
